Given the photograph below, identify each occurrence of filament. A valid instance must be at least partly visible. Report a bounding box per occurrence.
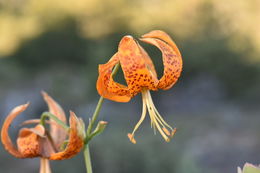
[128,89,177,144]
[143,90,176,141]
[127,94,147,144]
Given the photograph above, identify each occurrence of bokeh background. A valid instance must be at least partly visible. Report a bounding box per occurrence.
[0,0,260,172]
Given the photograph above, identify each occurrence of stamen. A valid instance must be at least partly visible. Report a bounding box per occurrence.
[148,106,157,135]
[171,128,177,137]
[146,91,174,131]
[162,127,171,136]
[127,134,136,144]
[127,94,147,144]
[142,89,176,142]
[146,107,170,142]
[128,89,176,143]
[144,92,169,142]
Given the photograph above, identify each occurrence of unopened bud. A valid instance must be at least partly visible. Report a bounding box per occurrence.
[95,121,108,133]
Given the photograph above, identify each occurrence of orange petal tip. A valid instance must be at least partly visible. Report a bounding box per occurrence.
[119,35,135,48]
[141,30,172,41]
[41,90,47,95]
[41,91,50,100]
[141,30,164,38]
[1,103,31,158]
[14,103,30,112]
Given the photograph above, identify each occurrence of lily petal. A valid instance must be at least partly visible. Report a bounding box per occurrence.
[118,36,158,95]
[140,30,182,90]
[141,30,181,57]
[20,119,54,126]
[48,111,84,160]
[17,125,47,158]
[97,53,131,102]
[42,92,67,148]
[138,43,158,79]
[17,124,57,158]
[19,124,45,137]
[1,103,29,158]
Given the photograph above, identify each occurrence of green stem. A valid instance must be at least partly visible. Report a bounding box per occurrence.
[86,97,104,136]
[86,63,120,136]
[83,63,120,173]
[85,121,107,144]
[84,145,93,173]
[40,112,69,131]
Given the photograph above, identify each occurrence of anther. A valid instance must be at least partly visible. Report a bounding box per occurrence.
[171,128,177,137]
[162,127,171,136]
[165,137,170,142]
[127,133,136,144]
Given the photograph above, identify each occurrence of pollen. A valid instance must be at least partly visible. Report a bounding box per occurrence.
[162,127,171,136]
[171,128,177,137]
[127,133,136,144]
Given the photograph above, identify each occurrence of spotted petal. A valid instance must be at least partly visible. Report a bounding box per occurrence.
[42,91,67,148]
[140,30,183,90]
[118,36,158,95]
[48,111,84,160]
[1,103,56,158]
[17,124,55,158]
[1,104,29,158]
[97,53,131,102]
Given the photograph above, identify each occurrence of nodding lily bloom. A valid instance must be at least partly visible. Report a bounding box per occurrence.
[1,92,85,173]
[97,30,183,143]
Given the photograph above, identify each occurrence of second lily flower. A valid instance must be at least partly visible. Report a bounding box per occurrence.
[97,30,183,143]
[1,92,85,173]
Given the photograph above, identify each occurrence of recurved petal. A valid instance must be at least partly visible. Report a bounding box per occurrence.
[138,43,158,79]
[42,92,67,148]
[140,30,182,90]
[48,111,84,160]
[20,119,54,126]
[118,36,158,95]
[141,30,181,57]
[97,53,131,102]
[16,124,54,158]
[17,124,57,158]
[1,103,29,158]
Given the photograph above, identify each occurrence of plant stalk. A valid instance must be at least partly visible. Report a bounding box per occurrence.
[40,112,69,131]
[83,63,120,173]
[40,158,52,173]
[84,145,93,173]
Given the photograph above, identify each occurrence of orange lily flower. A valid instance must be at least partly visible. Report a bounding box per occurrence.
[97,30,182,143]
[1,92,85,172]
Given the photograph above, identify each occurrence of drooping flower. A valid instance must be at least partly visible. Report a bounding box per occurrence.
[1,92,85,172]
[97,30,182,143]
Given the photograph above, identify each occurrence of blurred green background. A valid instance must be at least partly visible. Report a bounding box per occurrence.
[0,0,260,172]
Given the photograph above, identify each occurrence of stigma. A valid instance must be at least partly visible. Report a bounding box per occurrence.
[128,89,177,144]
